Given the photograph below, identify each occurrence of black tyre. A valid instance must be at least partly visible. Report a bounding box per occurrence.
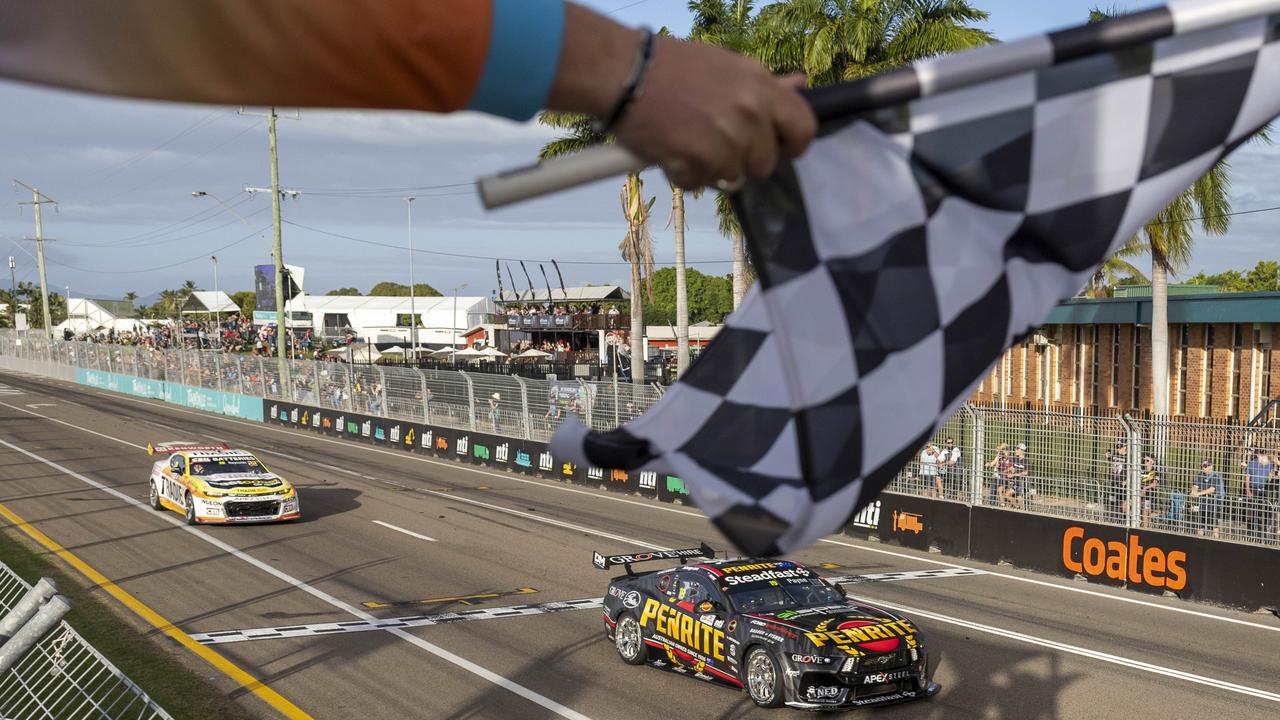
[613,613,646,666]
[183,491,198,525]
[744,647,784,708]
[148,482,163,511]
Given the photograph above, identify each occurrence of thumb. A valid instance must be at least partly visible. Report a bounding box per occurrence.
[779,73,809,90]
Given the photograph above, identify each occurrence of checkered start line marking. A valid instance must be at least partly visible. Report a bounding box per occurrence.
[189,567,987,645]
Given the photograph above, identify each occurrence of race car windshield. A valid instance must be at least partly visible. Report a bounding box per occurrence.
[727,578,844,614]
[190,460,265,476]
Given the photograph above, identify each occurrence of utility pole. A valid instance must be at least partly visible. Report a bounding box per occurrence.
[240,106,297,394]
[13,180,55,341]
[211,255,220,333]
[405,196,417,358]
[7,256,15,330]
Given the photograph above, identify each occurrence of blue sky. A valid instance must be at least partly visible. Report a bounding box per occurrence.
[0,0,1268,301]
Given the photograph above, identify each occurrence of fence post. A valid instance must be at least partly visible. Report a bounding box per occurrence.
[419,369,430,424]
[0,577,57,643]
[377,366,388,417]
[0,595,71,676]
[460,371,476,431]
[214,353,224,393]
[964,405,983,506]
[513,375,531,440]
[345,365,355,412]
[1122,413,1141,529]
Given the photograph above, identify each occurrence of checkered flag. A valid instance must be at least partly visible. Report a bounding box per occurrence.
[554,0,1280,555]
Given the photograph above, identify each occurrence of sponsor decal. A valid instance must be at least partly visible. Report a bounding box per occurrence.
[515,451,532,468]
[1061,527,1187,591]
[389,425,400,443]
[849,691,915,707]
[538,452,554,472]
[790,654,834,665]
[638,598,726,661]
[638,472,657,491]
[622,591,641,610]
[321,416,333,431]
[587,467,604,481]
[666,475,688,495]
[312,412,321,428]
[374,427,386,441]
[436,436,449,450]
[722,568,811,586]
[611,469,628,483]
[346,421,359,434]
[849,499,880,527]
[403,427,415,447]
[726,619,737,633]
[593,547,709,569]
[804,686,844,701]
[335,415,345,433]
[456,436,469,455]
[862,669,913,684]
[361,420,371,438]
[421,430,432,448]
[696,600,715,613]
[300,410,309,425]
[892,511,924,534]
[495,443,509,463]
[473,444,490,461]
[561,462,576,476]
[805,619,916,653]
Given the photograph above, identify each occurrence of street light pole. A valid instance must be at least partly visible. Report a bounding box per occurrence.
[406,196,416,358]
[7,256,15,330]
[452,282,468,349]
[211,255,220,332]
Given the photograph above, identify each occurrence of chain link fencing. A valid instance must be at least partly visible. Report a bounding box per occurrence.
[0,563,172,720]
[2,333,1275,547]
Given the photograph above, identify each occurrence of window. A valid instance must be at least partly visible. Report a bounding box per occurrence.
[1132,326,1142,409]
[1205,325,1217,416]
[1110,327,1121,406]
[1090,326,1101,406]
[1231,324,1244,417]
[1177,325,1189,415]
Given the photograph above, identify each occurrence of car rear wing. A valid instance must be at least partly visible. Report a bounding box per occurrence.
[592,542,716,575]
[146,441,231,456]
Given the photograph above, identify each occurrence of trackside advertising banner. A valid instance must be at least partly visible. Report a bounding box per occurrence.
[855,492,1279,612]
[76,369,264,422]
[260,400,676,503]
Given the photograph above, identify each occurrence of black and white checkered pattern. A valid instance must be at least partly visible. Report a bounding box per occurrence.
[553,0,1280,556]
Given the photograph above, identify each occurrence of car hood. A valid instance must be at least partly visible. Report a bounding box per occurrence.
[198,473,287,491]
[749,602,919,653]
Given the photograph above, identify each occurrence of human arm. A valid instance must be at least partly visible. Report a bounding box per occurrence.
[0,1,815,189]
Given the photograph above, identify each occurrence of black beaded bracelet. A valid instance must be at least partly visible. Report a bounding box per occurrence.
[593,28,656,135]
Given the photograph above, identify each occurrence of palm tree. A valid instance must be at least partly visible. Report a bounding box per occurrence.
[752,0,995,84]
[1086,237,1147,298]
[689,1,757,309]
[668,185,692,377]
[538,113,655,384]
[124,291,138,303]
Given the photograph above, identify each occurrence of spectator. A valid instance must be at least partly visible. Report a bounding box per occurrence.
[984,444,1010,505]
[1190,458,1225,539]
[918,444,940,495]
[939,436,961,500]
[1104,440,1128,523]
[1006,443,1029,509]
[489,392,501,432]
[1139,454,1160,528]
[1240,447,1275,540]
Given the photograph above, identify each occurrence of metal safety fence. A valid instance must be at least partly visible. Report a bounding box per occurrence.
[3,334,1276,549]
[0,562,172,720]
[0,335,664,444]
[888,403,1280,548]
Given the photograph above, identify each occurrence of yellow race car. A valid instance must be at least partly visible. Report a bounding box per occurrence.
[146,441,300,524]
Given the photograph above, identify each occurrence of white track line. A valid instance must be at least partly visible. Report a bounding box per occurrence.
[0,431,592,720]
[5,382,1280,635]
[372,520,436,543]
[857,594,1280,705]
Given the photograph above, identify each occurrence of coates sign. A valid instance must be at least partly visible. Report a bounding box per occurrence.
[1061,527,1187,591]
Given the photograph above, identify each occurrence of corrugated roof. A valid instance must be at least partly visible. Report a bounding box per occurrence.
[1046,291,1280,325]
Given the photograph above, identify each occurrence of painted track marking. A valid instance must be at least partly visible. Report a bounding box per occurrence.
[192,570,986,645]
[0,427,594,720]
[372,519,436,543]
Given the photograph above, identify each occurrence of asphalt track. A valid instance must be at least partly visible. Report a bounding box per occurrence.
[0,370,1276,720]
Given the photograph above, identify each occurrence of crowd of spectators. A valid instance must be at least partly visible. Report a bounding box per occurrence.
[64,313,337,359]
[503,303,621,318]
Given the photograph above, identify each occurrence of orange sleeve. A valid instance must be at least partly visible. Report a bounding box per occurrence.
[0,0,498,112]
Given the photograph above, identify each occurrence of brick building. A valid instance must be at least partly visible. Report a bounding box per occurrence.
[970,291,1280,419]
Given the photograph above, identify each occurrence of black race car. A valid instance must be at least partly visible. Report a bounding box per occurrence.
[596,544,940,710]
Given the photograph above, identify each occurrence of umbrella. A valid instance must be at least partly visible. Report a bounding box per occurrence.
[380,345,406,355]
[480,347,507,359]
[452,348,485,361]
[428,348,457,359]
[515,348,551,360]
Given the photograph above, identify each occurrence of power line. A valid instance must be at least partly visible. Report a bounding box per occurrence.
[64,108,231,196]
[44,224,270,275]
[283,219,732,266]
[59,193,261,248]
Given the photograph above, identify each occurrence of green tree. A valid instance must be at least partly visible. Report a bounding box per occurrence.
[326,287,361,296]
[643,267,735,326]
[1186,261,1280,293]
[230,290,257,316]
[368,282,442,297]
